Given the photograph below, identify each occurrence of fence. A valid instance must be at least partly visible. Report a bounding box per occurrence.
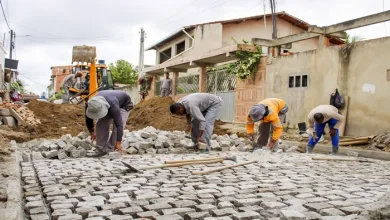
[206,69,236,122]
[176,75,199,94]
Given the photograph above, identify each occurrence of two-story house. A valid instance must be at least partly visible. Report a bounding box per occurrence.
[144,11,343,122]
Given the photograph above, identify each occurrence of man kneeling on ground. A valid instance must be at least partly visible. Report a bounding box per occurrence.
[170,93,223,153]
[246,98,288,152]
[306,105,345,154]
[86,90,133,155]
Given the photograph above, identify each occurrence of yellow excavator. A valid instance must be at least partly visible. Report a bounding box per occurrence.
[67,45,115,104]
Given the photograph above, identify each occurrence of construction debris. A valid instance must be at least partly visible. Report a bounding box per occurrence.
[367,131,390,151]
[0,103,41,126]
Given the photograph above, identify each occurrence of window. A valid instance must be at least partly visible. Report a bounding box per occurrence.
[302,75,308,87]
[176,41,185,54]
[289,74,308,88]
[159,48,172,64]
[289,76,294,88]
[295,75,301,87]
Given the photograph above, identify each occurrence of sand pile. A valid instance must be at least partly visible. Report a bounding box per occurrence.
[127,97,231,135]
[20,100,86,140]
[127,97,188,131]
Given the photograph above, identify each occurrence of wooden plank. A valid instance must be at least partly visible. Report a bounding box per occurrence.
[339,96,349,136]
[9,108,28,126]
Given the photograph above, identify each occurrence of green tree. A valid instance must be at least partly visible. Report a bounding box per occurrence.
[108,59,138,84]
[345,34,364,44]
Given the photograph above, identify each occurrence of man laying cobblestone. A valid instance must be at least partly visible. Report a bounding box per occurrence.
[170,93,222,153]
[86,90,133,155]
[246,98,288,151]
[306,104,345,154]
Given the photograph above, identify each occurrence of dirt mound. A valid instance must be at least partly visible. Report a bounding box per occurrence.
[127,97,231,135]
[15,100,86,141]
[368,131,390,151]
[127,97,188,131]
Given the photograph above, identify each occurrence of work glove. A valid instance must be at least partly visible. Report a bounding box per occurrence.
[306,128,314,136]
[268,139,276,150]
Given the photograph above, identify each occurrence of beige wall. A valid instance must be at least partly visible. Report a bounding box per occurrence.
[222,18,319,53]
[267,37,390,136]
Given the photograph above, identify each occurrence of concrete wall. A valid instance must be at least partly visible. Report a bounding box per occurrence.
[267,37,390,136]
[222,18,319,53]
[116,84,141,105]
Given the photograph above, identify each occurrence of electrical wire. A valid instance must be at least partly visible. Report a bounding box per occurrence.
[0,0,10,30]
[163,0,200,23]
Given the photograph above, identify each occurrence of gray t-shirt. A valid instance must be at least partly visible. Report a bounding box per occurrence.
[161,78,172,89]
[178,93,220,130]
[62,74,76,89]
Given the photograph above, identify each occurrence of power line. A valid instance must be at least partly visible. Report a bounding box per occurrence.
[163,0,200,23]
[0,0,10,30]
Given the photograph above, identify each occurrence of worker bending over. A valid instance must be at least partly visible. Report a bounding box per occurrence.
[61,71,82,103]
[85,90,133,155]
[246,98,288,151]
[160,72,172,97]
[306,105,345,154]
[170,93,222,152]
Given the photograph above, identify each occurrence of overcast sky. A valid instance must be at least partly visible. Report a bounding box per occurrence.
[1,0,389,95]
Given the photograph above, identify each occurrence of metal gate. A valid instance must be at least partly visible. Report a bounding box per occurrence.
[207,69,236,122]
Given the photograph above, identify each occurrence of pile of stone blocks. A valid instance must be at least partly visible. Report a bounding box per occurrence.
[122,126,254,155]
[18,126,297,161]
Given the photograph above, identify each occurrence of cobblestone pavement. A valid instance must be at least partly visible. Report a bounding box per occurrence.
[21,152,390,220]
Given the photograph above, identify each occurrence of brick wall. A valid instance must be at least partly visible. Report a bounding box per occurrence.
[51,66,73,93]
[234,57,267,123]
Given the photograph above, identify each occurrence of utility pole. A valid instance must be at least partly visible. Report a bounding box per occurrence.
[138,28,145,77]
[9,30,15,59]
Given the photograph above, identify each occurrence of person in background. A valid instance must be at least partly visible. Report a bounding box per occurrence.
[61,71,83,103]
[10,89,22,102]
[246,98,288,152]
[85,90,133,156]
[160,72,172,97]
[170,93,223,153]
[306,105,345,154]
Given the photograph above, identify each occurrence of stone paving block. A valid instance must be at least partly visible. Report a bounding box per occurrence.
[86,217,105,220]
[234,198,261,207]
[303,202,334,212]
[170,199,198,208]
[339,206,362,215]
[108,215,133,220]
[231,211,261,220]
[154,214,184,220]
[29,206,47,215]
[25,200,45,210]
[77,200,105,208]
[52,209,73,220]
[136,210,160,218]
[305,211,322,220]
[320,208,346,216]
[51,203,74,210]
[261,201,287,209]
[345,198,375,205]
[211,208,237,217]
[144,202,172,212]
[102,203,127,214]
[184,211,211,220]
[31,214,50,220]
[162,208,196,216]
[328,200,355,207]
[89,210,113,218]
[204,217,232,220]
[120,206,144,215]
[76,206,98,219]
[58,214,83,220]
[295,193,315,199]
[109,196,132,204]
[218,201,234,209]
[280,210,305,220]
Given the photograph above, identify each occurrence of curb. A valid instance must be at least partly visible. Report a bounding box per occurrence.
[5,147,24,220]
[283,140,390,161]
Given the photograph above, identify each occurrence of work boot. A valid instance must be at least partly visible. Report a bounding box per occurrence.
[306,145,314,154]
[332,146,339,155]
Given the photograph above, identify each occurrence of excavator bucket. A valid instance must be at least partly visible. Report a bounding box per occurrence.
[72,45,96,63]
